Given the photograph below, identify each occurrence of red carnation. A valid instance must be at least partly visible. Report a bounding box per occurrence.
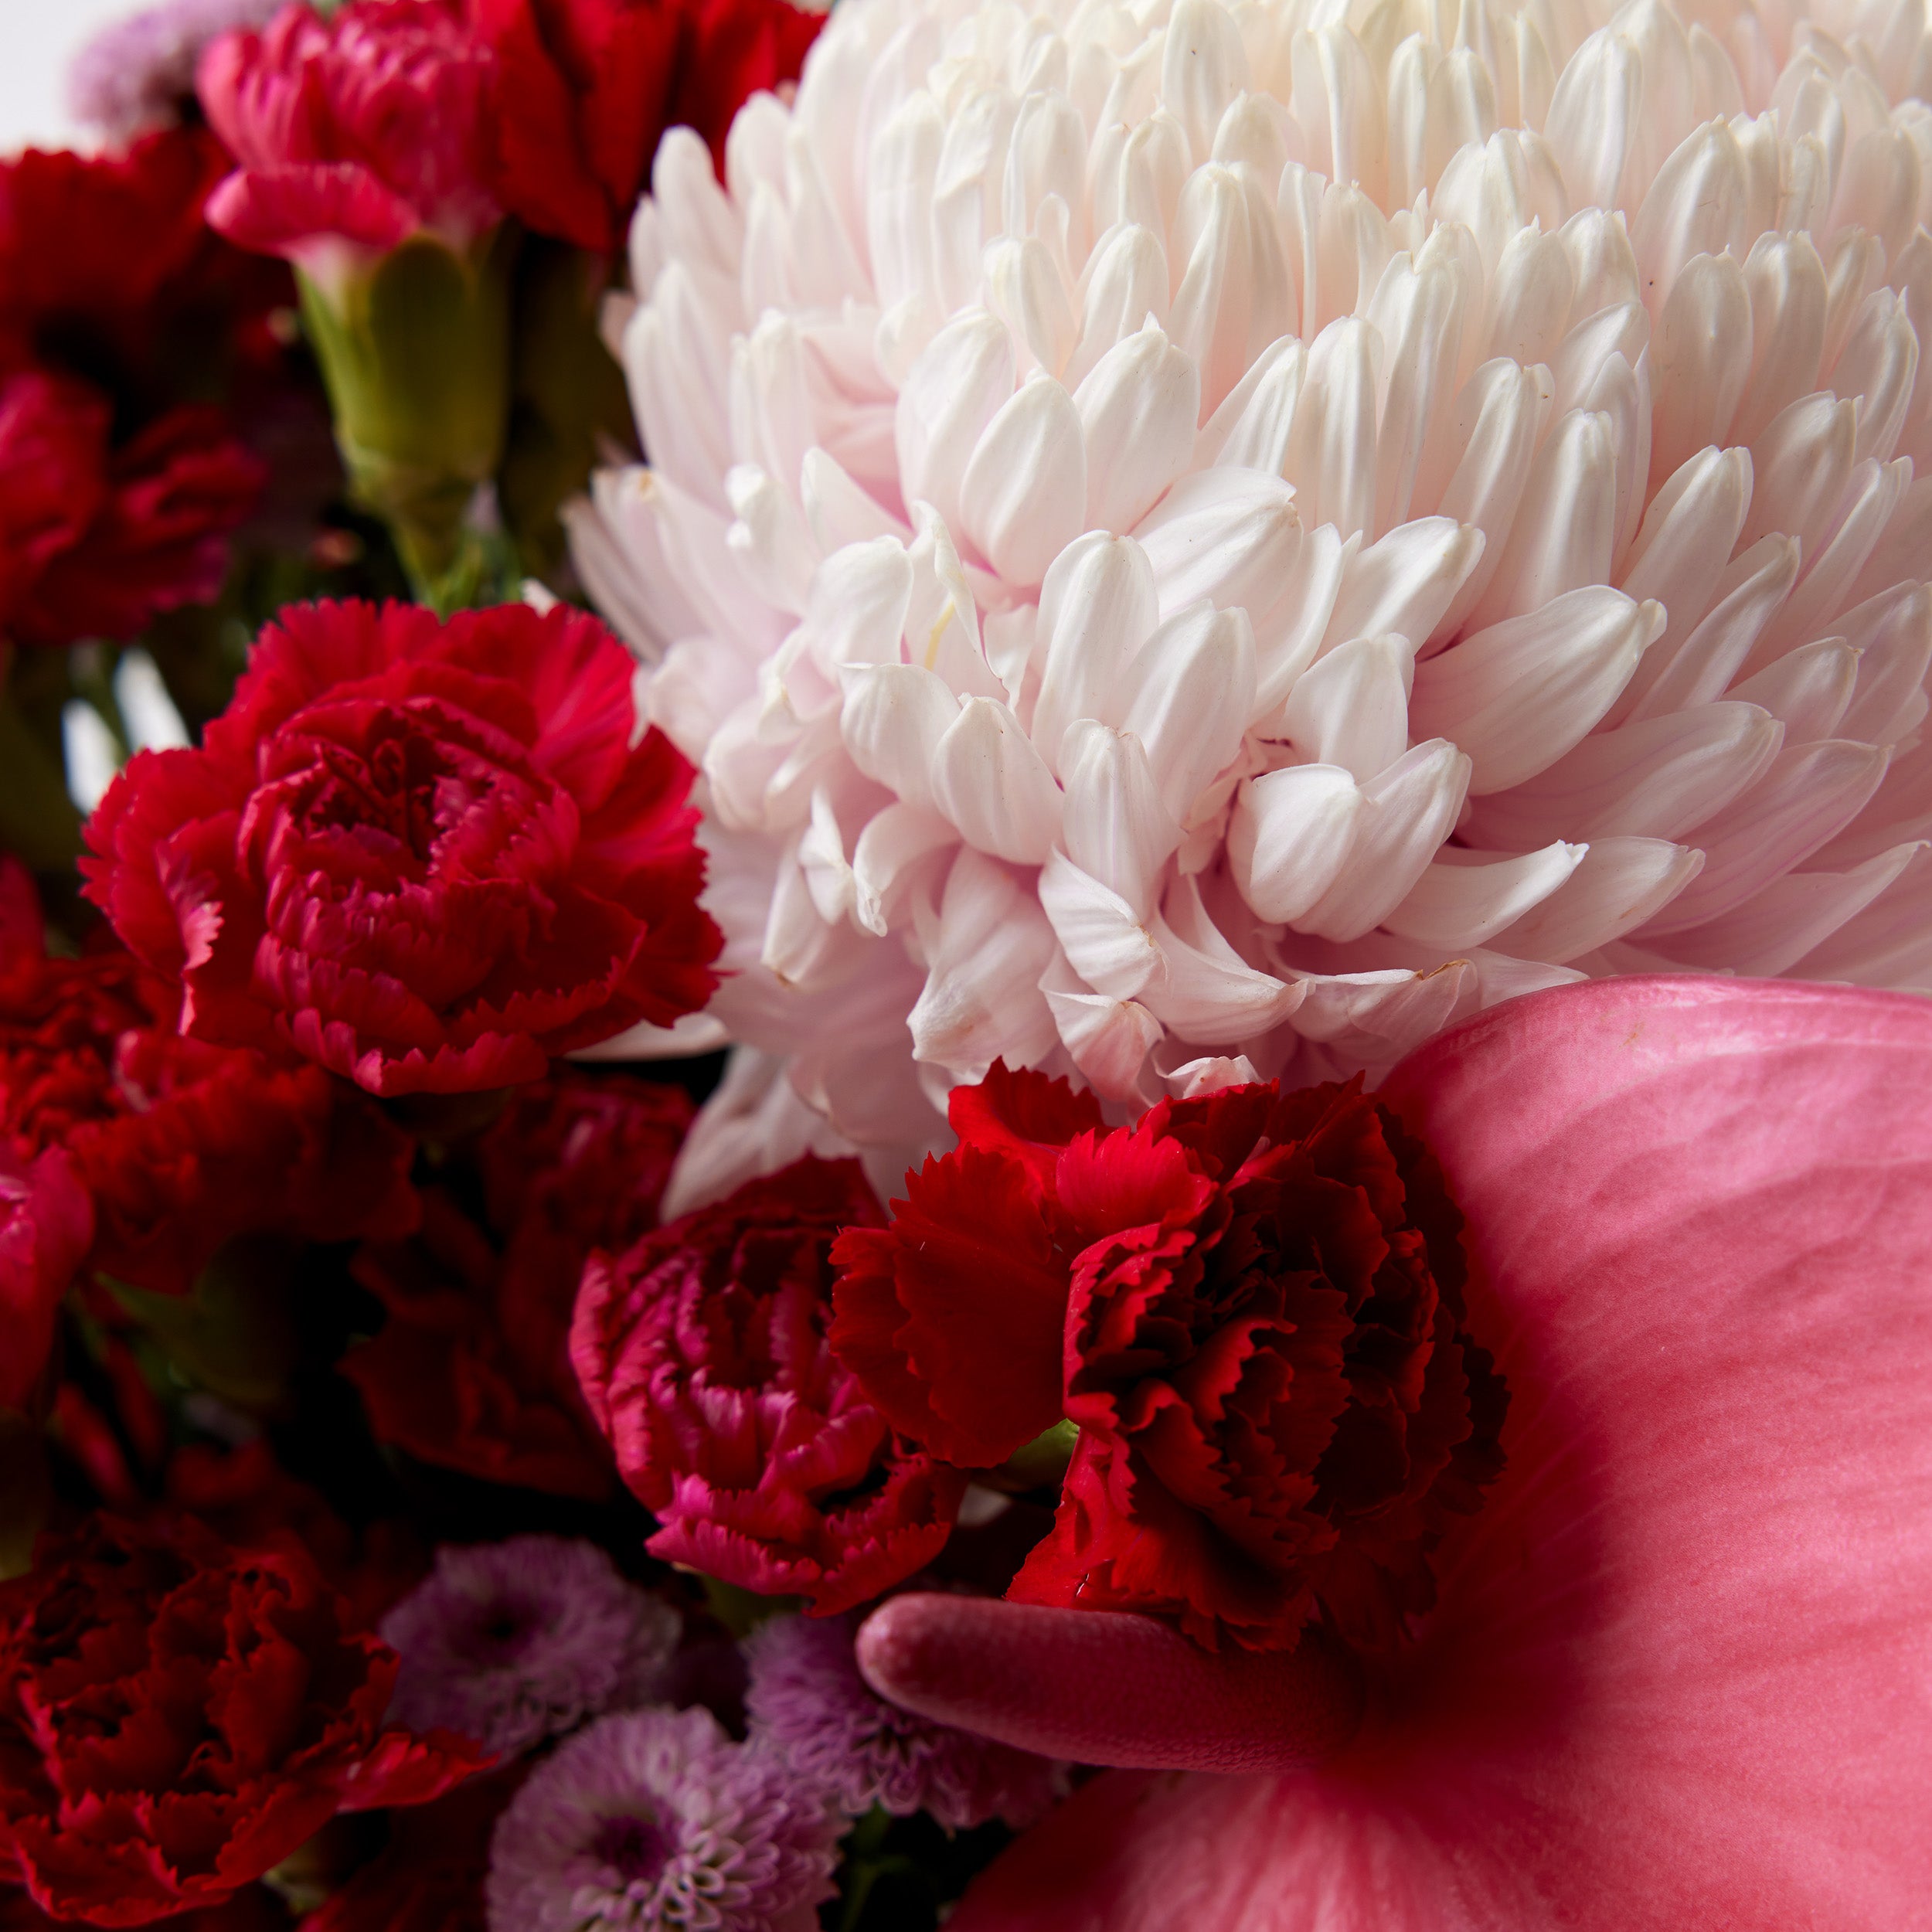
[0,376,103,630]
[83,598,722,1096]
[0,916,417,1298]
[468,0,822,254]
[572,1155,967,1614]
[199,2,502,273]
[0,1515,484,1927]
[162,1440,427,1633]
[0,382,266,649]
[0,131,273,396]
[343,1070,692,1498]
[669,0,824,174]
[831,1066,1506,1652]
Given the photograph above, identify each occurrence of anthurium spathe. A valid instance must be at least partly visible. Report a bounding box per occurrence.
[857,975,1932,1929]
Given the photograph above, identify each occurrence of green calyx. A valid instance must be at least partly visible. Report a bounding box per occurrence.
[988,1417,1081,1493]
[297,226,518,611]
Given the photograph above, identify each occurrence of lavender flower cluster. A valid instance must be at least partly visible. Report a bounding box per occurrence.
[67,0,284,140]
[376,1537,1063,1930]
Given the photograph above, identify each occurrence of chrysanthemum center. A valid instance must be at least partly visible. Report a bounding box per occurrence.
[589,1808,673,1886]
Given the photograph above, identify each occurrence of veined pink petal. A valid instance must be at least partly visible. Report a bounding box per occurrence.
[920,974,1932,1930]
[203,162,417,260]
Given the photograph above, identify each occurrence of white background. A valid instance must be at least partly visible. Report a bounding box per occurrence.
[0,0,147,155]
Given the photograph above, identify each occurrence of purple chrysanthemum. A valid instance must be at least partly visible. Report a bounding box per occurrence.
[743,1613,1063,1831]
[486,1705,842,1932]
[380,1536,679,1760]
[67,0,285,141]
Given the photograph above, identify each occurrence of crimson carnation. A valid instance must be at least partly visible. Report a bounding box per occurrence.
[468,0,822,254]
[0,379,265,649]
[161,1439,427,1633]
[831,1066,1507,1652]
[0,130,276,396]
[343,1070,692,1498]
[198,1,502,269]
[0,1515,484,1927]
[83,598,722,1096]
[572,1156,967,1615]
[0,132,280,648]
[0,920,417,1298]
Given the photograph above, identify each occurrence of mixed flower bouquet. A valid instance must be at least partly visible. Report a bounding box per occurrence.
[1,0,1929,1925]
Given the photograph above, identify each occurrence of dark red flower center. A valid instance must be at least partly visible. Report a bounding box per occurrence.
[590,1810,673,1886]
[311,727,461,862]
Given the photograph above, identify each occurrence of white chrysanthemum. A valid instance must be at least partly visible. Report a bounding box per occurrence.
[576,0,1932,1184]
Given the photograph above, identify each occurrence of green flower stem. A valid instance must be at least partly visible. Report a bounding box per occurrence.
[835,1808,905,1932]
[298,226,518,611]
[698,1573,801,1637]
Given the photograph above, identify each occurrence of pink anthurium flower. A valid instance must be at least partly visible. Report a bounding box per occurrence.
[858,975,1932,1930]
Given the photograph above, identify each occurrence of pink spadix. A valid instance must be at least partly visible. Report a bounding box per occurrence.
[857,1595,1366,1774]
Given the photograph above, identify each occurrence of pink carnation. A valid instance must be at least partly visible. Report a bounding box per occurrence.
[571,1156,967,1615]
[198,1,500,277]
